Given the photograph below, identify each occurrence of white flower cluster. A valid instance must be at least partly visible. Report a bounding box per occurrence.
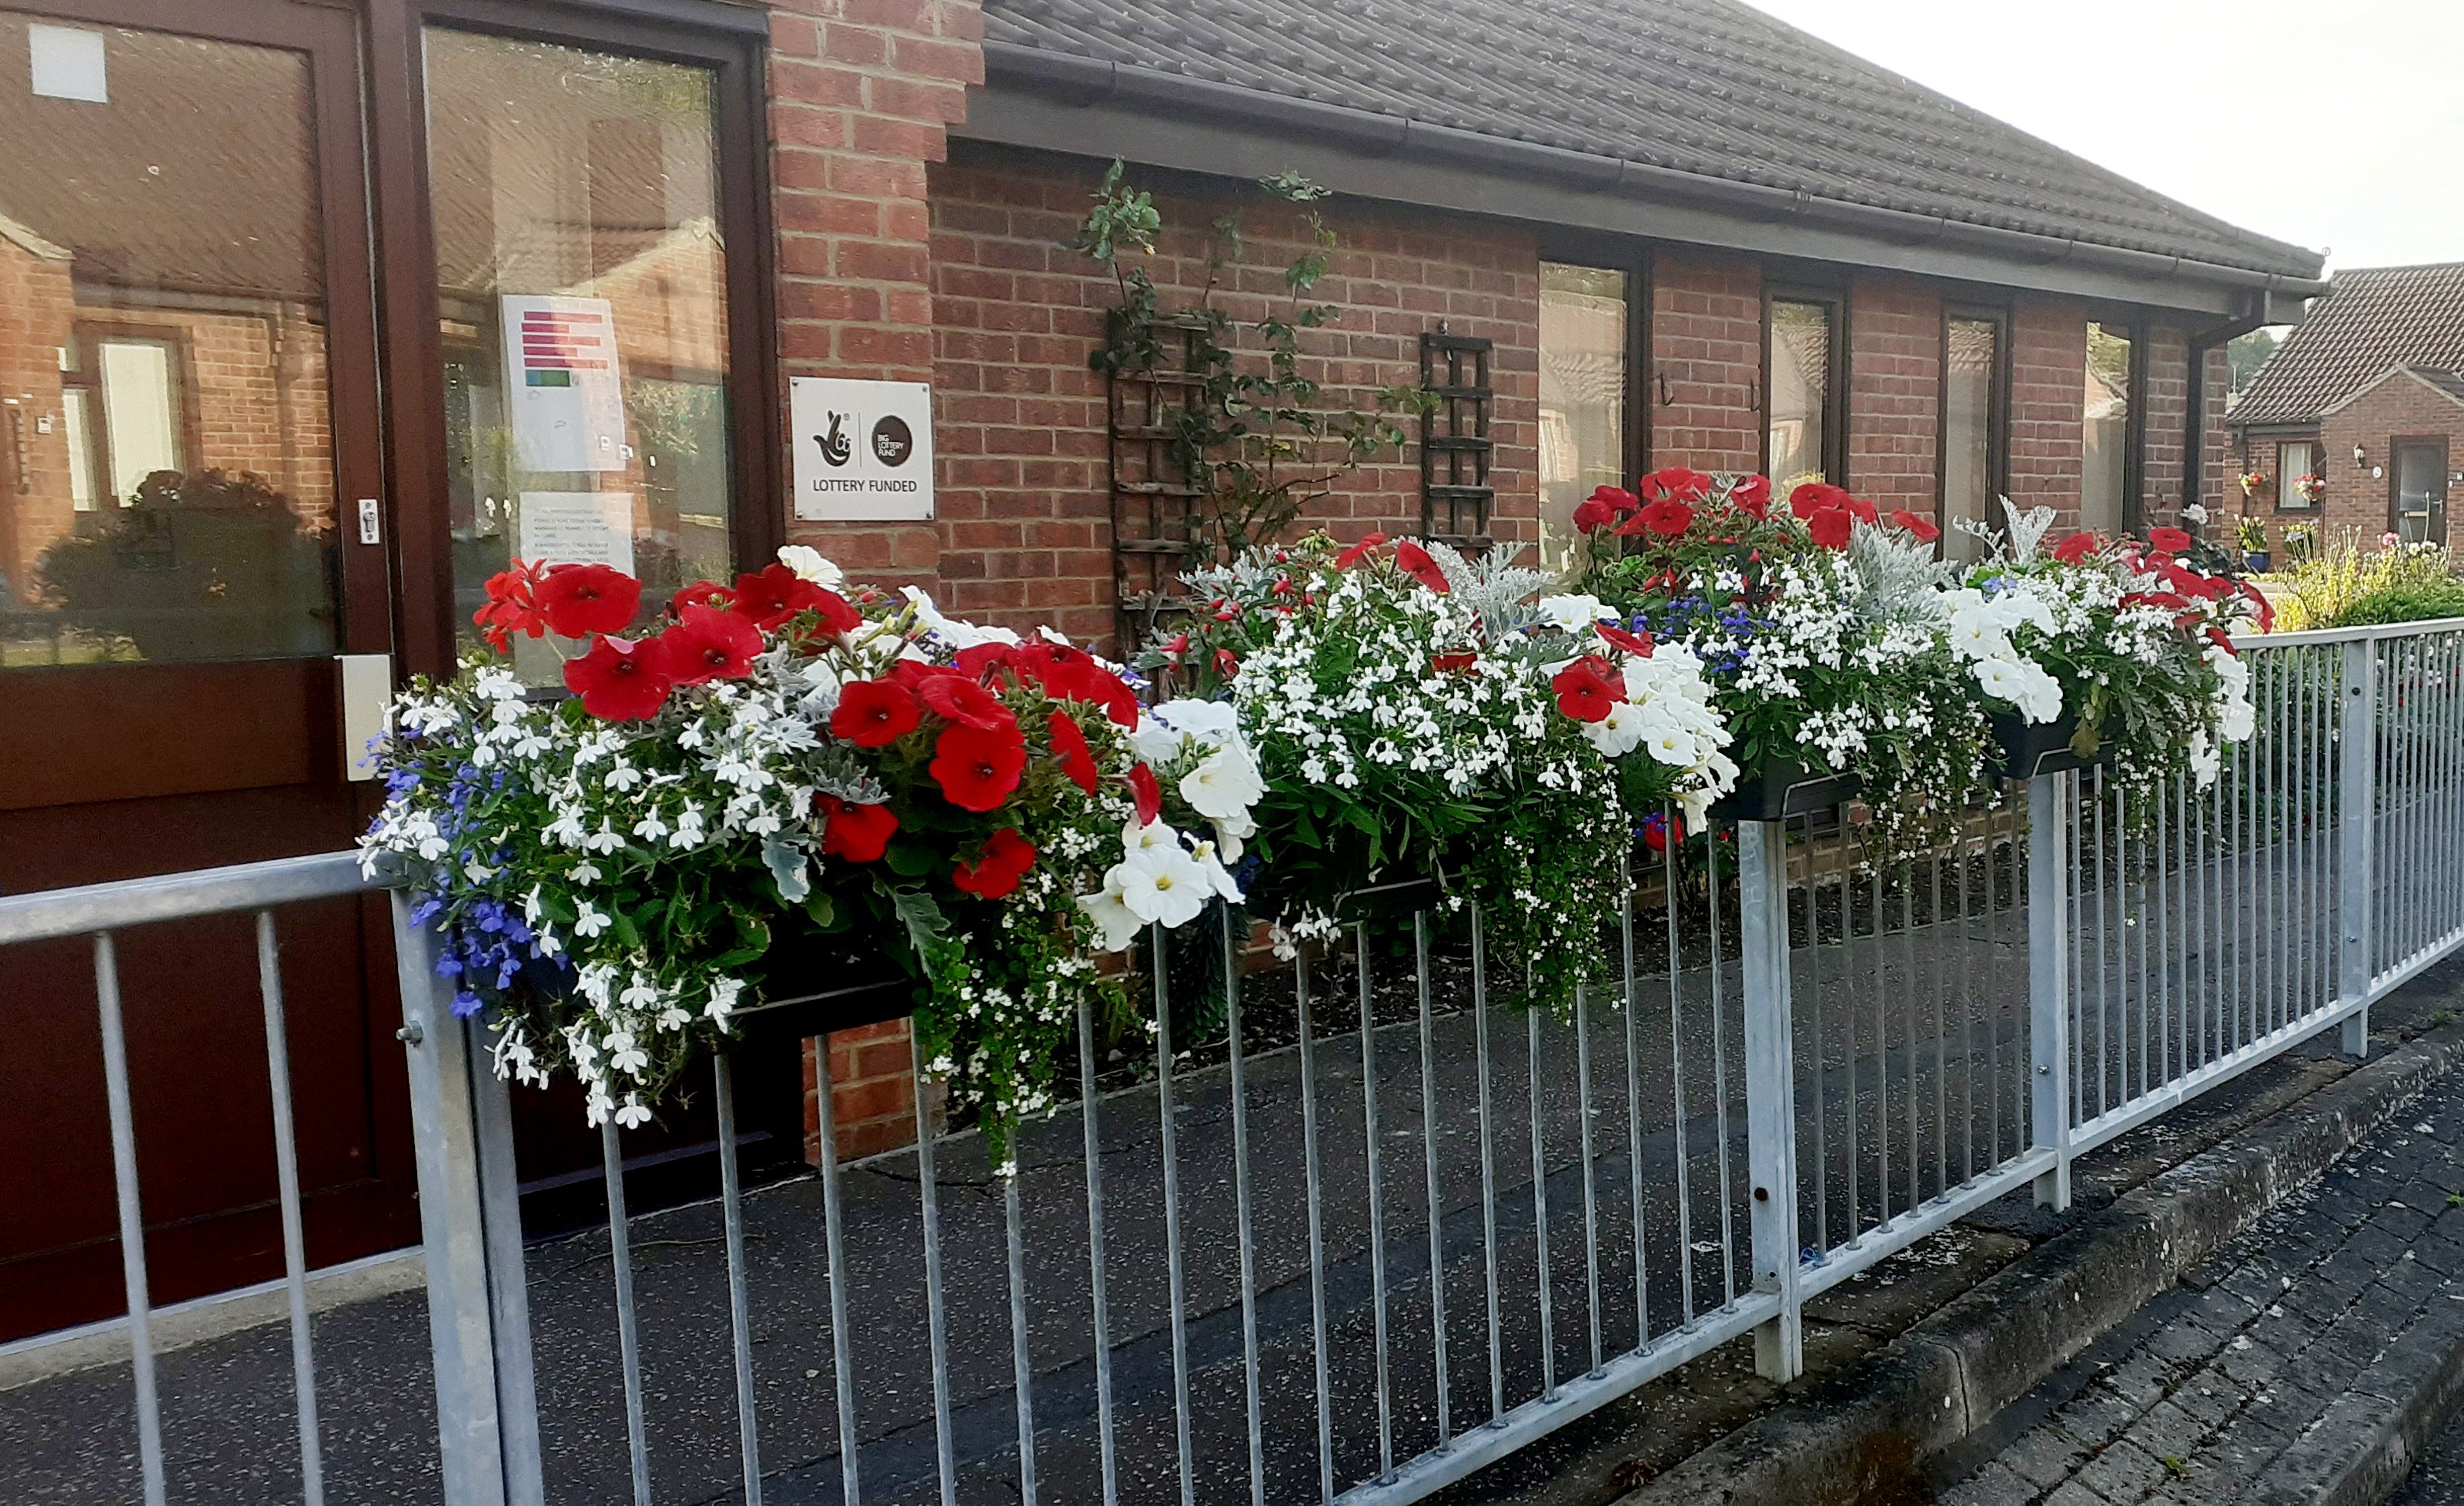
[1937,586,2064,725]
[1078,698,1264,949]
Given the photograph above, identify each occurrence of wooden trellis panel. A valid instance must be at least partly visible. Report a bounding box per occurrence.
[1420,327,1493,549]
[1106,313,1210,651]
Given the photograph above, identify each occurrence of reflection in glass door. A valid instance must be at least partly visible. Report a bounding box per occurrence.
[423,27,737,675]
[2394,440,2448,547]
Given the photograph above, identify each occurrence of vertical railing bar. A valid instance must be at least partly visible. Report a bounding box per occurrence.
[1358,923,1396,1480]
[1072,996,1118,1506]
[599,1121,653,1506]
[2154,770,2172,1086]
[1620,849,1649,1350]
[2091,774,2108,1119]
[1984,795,2001,1166]
[1151,925,1197,1506]
[1706,833,1737,1306]
[1740,820,1804,1381]
[1930,850,1947,1194]
[2299,650,2315,1025]
[1806,815,1829,1252]
[911,1032,959,1506]
[813,1045,862,1506]
[2127,785,2145,1103]
[1871,858,1888,1227]
[1413,912,1454,1450]
[1576,982,1602,1377]
[93,932,167,1506]
[254,912,326,1506]
[1840,825,1859,1238]
[714,1054,765,1506]
[1225,911,1268,1504]
[2272,650,2288,1034]
[1899,861,1917,1206]
[1002,1171,1039,1505]
[1958,805,1976,1183]
[1529,1006,1557,1397]
[1297,952,1336,1503]
[1664,839,1695,1325]
[1476,901,1506,1412]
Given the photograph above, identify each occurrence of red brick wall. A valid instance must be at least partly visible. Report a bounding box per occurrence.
[2010,299,2088,527]
[2317,376,2464,549]
[2200,344,2234,521]
[0,233,75,606]
[1649,253,1763,474]
[767,0,985,1160]
[1845,279,1941,514]
[2140,323,2192,528]
[926,143,1541,648]
[804,1019,924,1160]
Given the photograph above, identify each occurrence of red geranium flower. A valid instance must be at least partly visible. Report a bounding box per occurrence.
[537,564,642,639]
[727,563,828,631]
[817,795,899,863]
[1048,710,1100,795]
[915,673,1015,734]
[930,723,1028,812]
[1891,509,1943,544]
[473,559,551,651]
[1394,540,1451,594]
[1550,657,1623,723]
[1805,507,1854,549]
[1128,763,1162,825]
[2147,526,2194,555]
[563,634,674,721]
[658,604,764,684]
[1641,467,1713,502]
[831,679,922,747]
[954,828,1037,899]
[1790,482,1852,520]
[2052,531,2099,564]
[1730,474,1773,517]
[1634,497,1695,536]
[1335,532,1389,569]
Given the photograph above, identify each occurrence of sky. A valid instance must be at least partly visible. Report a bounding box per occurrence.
[1740,0,2464,275]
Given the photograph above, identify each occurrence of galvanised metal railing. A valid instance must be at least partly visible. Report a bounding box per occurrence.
[8,617,2463,1506]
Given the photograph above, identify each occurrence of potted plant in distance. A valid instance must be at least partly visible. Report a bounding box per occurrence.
[2237,514,2270,573]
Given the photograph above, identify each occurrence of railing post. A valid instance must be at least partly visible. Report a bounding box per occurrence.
[1737,819,1802,1382]
[2339,638,2377,1057]
[2027,775,2073,1211]
[391,893,542,1506]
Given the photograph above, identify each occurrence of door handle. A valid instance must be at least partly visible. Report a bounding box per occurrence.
[337,653,393,782]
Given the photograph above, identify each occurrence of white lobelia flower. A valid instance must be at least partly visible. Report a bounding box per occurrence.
[1180,742,1266,822]
[1113,846,1210,929]
[1580,699,1648,758]
[614,1095,652,1130]
[776,544,846,590]
[605,1031,650,1077]
[1536,593,1617,634]
[573,899,612,939]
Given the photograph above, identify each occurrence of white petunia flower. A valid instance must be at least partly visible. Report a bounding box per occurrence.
[776,544,846,590]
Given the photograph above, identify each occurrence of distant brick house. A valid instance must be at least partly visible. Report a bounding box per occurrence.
[2226,263,2464,556]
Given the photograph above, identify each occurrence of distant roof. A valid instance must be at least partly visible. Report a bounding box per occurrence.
[2315,363,2464,420]
[981,0,2322,282]
[2232,263,2464,426]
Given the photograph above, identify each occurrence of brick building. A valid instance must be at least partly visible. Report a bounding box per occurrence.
[2226,262,2464,557]
[0,0,2325,1333]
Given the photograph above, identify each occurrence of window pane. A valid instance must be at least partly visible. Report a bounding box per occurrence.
[2081,321,2132,534]
[2277,440,2316,510]
[1538,263,1626,561]
[0,20,337,667]
[423,28,734,669]
[1942,316,1997,562]
[1769,300,1830,489]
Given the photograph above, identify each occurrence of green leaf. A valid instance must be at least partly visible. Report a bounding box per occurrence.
[883,882,958,972]
[884,838,941,878]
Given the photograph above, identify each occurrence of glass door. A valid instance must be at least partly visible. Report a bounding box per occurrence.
[2394,439,2448,547]
[0,2,411,1338]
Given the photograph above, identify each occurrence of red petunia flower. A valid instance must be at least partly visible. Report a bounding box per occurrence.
[1790,482,1853,520]
[1550,657,1623,723]
[563,634,674,721]
[1805,507,1854,549]
[1048,711,1100,795]
[1394,540,1451,594]
[954,828,1038,899]
[1641,467,1713,503]
[671,579,734,614]
[1845,496,1879,525]
[2147,527,2195,555]
[1596,622,1655,658]
[655,604,764,685]
[1430,651,1479,673]
[537,564,643,639]
[727,563,828,631]
[929,723,1028,812]
[1635,497,1695,536]
[2238,579,2276,632]
[1730,474,1773,517]
[2052,532,2099,564]
[1335,532,1389,569]
[831,679,922,746]
[817,795,899,863]
[914,673,1016,734]
[1572,484,1639,533]
[1128,763,1162,825]
[473,559,552,651]
[1891,510,1943,544]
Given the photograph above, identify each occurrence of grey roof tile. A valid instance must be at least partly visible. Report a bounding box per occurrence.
[2232,264,2464,426]
[982,0,2321,280]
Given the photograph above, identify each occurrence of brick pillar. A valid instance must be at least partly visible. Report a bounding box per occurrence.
[767,0,983,1159]
[2009,298,2088,530]
[1650,253,1764,475]
[1844,279,1941,513]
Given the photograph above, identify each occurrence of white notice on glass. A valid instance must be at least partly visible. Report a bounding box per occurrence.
[517,492,635,574]
[501,295,627,473]
[28,25,107,102]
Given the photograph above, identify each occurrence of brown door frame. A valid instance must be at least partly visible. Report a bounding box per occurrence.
[2389,434,2451,544]
[362,0,781,681]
